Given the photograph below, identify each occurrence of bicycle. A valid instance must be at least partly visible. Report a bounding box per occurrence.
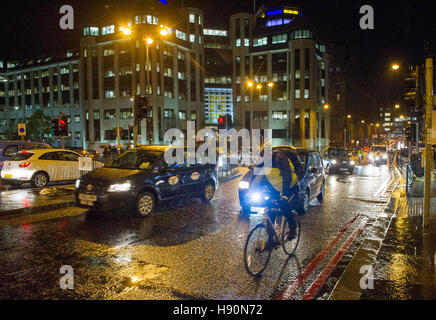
[243,196,301,277]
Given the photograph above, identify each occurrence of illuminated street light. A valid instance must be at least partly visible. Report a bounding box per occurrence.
[347,114,351,119]
[146,38,153,44]
[395,104,400,109]
[323,104,329,110]
[159,28,169,36]
[267,82,274,88]
[247,81,253,87]
[122,27,132,36]
[376,123,380,127]
[400,114,405,119]
[392,64,400,70]
[256,84,262,89]
[361,120,365,123]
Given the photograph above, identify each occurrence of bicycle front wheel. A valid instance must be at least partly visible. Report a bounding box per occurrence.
[244,223,272,277]
[282,214,301,256]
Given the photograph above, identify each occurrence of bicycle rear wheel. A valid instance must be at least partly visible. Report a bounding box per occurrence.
[282,214,301,256]
[244,223,272,277]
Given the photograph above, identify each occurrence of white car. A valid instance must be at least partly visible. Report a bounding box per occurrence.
[1,149,82,188]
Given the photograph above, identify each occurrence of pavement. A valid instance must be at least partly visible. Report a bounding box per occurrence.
[329,160,436,300]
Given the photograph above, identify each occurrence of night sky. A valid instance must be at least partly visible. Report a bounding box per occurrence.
[1,0,436,112]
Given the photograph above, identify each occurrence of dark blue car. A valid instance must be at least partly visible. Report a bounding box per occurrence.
[0,141,51,170]
[75,145,219,217]
[238,146,325,215]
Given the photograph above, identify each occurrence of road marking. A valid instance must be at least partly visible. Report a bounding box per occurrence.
[278,213,361,300]
[302,218,367,300]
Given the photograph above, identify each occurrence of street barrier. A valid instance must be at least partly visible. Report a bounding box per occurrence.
[78,157,104,177]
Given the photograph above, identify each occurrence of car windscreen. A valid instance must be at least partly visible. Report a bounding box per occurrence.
[371,146,387,153]
[8,152,34,161]
[105,150,163,170]
[331,149,348,157]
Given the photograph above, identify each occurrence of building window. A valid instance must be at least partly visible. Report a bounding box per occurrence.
[272,34,287,44]
[104,48,114,56]
[253,37,268,47]
[120,108,133,119]
[176,30,186,41]
[244,38,249,46]
[101,25,115,35]
[272,111,288,120]
[191,111,197,120]
[190,34,195,43]
[189,13,196,23]
[236,38,241,47]
[74,115,80,123]
[203,29,227,36]
[290,29,312,39]
[179,110,187,120]
[105,90,115,99]
[104,109,116,119]
[165,109,174,119]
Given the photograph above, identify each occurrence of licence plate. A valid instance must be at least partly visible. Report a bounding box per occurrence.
[80,200,94,206]
[3,174,12,178]
[250,206,266,213]
[79,194,97,201]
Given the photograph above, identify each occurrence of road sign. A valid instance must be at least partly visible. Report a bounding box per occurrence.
[18,123,26,136]
[78,156,93,171]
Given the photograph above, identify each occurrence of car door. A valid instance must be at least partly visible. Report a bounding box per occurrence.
[57,151,80,180]
[156,162,190,200]
[38,151,61,181]
[314,153,324,192]
[307,154,319,199]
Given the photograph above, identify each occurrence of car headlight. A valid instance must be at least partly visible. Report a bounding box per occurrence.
[332,159,337,165]
[375,156,380,161]
[239,181,249,189]
[75,179,80,189]
[369,154,374,160]
[108,182,131,192]
[383,154,388,159]
[251,192,261,202]
[350,160,355,165]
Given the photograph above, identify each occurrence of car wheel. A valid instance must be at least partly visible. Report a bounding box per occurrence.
[201,182,215,203]
[296,190,310,216]
[31,171,48,188]
[317,181,325,202]
[136,192,155,218]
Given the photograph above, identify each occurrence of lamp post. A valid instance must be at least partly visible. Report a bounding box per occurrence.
[122,26,169,147]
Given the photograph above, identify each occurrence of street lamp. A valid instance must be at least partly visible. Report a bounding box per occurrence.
[395,104,400,109]
[323,104,329,110]
[392,64,400,71]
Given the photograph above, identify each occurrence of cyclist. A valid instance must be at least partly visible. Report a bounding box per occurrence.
[252,151,299,240]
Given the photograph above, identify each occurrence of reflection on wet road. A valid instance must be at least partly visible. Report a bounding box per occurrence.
[0,163,394,299]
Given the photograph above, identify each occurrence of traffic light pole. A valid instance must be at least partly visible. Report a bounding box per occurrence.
[423,58,433,228]
[132,91,138,148]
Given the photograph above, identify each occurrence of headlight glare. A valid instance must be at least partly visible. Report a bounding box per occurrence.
[350,160,355,165]
[239,181,249,189]
[251,192,261,202]
[75,179,80,189]
[383,154,388,159]
[108,182,131,192]
[332,159,337,165]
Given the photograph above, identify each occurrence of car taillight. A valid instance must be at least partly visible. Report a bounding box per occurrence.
[19,162,31,168]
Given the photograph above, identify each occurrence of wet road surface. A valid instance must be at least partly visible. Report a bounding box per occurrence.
[0,161,395,299]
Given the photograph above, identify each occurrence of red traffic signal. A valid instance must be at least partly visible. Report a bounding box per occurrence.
[218,117,223,123]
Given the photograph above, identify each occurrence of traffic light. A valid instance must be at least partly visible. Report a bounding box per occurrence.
[217,114,232,130]
[59,115,69,136]
[52,116,60,136]
[135,95,148,120]
[405,125,412,141]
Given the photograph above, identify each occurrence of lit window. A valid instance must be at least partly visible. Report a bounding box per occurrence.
[176,30,186,40]
[190,34,195,43]
[253,37,267,47]
[244,38,249,46]
[236,39,241,47]
[105,90,115,99]
[189,13,195,23]
[203,29,227,36]
[101,25,115,35]
[272,34,287,44]
[295,90,301,99]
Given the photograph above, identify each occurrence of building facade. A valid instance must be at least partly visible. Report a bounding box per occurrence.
[229,4,330,149]
[80,7,206,149]
[0,52,85,148]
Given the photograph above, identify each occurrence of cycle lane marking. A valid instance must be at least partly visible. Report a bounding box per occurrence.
[278,213,362,300]
[302,217,368,300]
